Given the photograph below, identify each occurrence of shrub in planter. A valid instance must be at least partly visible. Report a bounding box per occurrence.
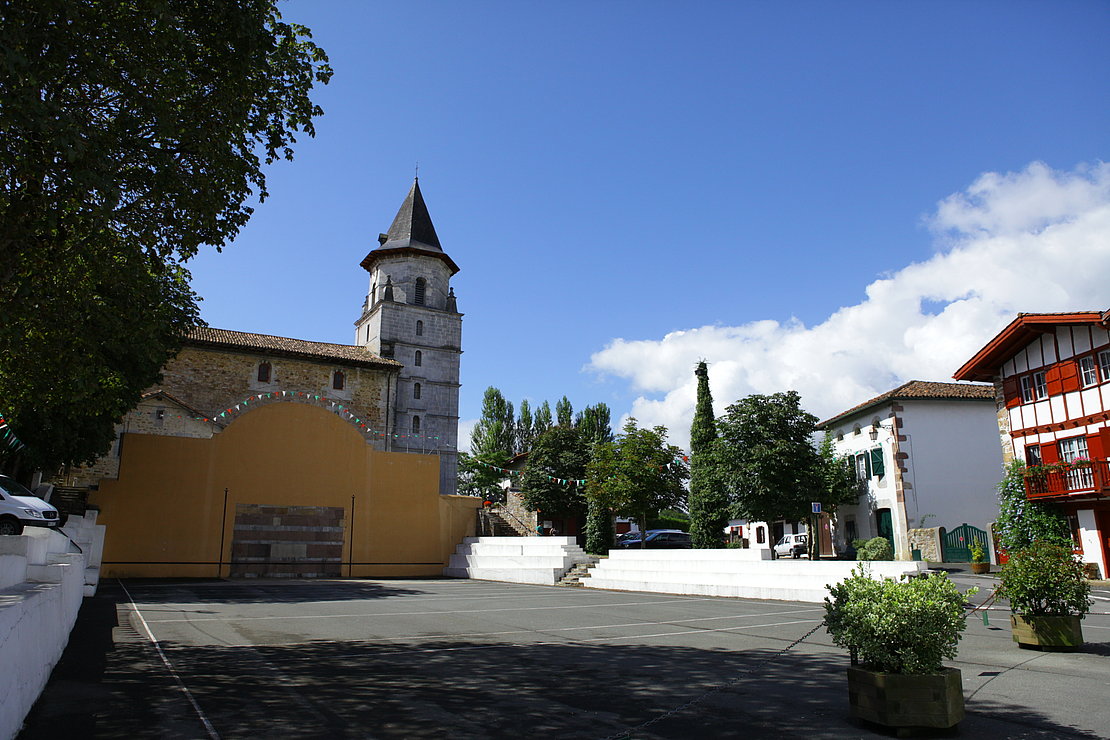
[855,536,893,561]
[824,568,977,729]
[969,541,990,574]
[996,540,1091,649]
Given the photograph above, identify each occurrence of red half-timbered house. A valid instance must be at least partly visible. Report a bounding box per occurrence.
[954,310,1110,578]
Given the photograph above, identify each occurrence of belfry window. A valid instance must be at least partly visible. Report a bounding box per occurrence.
[333,370,345,391]
[414,350,422,367]
[416,320,423,336]
[412,415,421,433]
[414,382,421,400]
[257,362,271,383]
[414,278,426,305]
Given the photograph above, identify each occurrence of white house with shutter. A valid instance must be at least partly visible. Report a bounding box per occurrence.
[816,381,1004,561]
[954,310,1110,578]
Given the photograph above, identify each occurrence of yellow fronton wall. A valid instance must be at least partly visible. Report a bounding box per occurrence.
[90,402,480,578]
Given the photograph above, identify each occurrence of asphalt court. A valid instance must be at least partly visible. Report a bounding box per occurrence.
[19,576,1110,739]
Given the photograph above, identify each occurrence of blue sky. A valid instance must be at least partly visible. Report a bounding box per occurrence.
[188,1,1110,450]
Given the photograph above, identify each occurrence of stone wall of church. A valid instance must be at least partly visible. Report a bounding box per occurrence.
[58,346,397,489]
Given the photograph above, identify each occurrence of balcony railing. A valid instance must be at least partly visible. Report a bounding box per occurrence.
[1024,460,1110,498]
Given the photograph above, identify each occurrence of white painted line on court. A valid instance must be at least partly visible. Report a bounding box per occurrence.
[118,580,220,740]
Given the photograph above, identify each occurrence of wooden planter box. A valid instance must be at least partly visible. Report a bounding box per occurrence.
[847,666,964,729]
[1011,614,1084,650]
[970,562,990,574]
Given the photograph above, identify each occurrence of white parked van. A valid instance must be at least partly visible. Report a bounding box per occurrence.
[0,475,61,536]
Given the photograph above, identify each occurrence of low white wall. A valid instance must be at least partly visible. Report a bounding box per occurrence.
[583,550,926,603]
[0,511,105,740]
[444,536,590,585]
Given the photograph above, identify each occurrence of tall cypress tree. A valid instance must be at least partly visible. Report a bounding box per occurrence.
[688,361,727,548]
[556,396,573,427]
[516,399,534,454]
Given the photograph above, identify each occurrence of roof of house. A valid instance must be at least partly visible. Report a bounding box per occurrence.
[952,310,1110,382]
[360,178,460,275]
[816,380,995,429]
[184,327,401,370]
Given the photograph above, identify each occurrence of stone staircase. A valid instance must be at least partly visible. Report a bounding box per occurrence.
[556,555,602,587]
[477,505,533,538]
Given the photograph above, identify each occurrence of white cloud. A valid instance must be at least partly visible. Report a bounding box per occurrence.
[457,418,478,454]
[588,161,1110,451]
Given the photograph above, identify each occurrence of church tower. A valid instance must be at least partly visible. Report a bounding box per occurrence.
[355,179,462,495]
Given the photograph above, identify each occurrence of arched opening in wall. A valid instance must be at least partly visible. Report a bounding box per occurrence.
[413,382,421,400]
[414,350,422,367]
[412,415,421,433]
[333,370,345,391]
[257,362,271,383]
[416,320,423,336]
[414,278,426,305]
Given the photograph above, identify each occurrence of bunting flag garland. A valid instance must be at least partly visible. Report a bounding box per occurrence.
[0,413,26,452]
[131,390,444,445]
[475,454,690,489]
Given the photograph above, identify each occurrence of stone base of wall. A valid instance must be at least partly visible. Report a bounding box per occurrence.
[230,504,345,578]
[907,527,942,562]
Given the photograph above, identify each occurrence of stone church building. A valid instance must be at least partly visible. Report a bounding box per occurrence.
[58,181,480,578]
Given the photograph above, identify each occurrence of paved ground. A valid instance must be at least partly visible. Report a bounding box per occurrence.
[17,571,1110,739]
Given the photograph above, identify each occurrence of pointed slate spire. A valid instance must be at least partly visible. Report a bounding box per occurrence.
[381,178,441,251]
[361,178,459,276]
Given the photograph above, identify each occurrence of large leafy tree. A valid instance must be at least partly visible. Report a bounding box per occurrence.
[574,402,614,448]
[461,386,516,500]
[533,401,554,438]
[688,361,727,548]
[713,391,824,524]
[555,396,573,427]
[519,425,590,517]
[0,0,331,471]
[586,419,689,544]
[515,399,534,455]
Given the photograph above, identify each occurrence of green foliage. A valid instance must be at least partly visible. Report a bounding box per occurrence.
[995,460,1071,551]
[515,400,534,455]
[520,425,590,516]
[584,498,614,555]
[0,0,330,470]
[969,541,986,564]
[460,387,518,499]
[586,419,689,535]
[712,391,823,523]
[997,541,1092,617]
[824,568,976,674]
[817,434,859,511]
[555,396,573,427]
[648,509,690,531]
[688,361,728,548]
[856,537,894,561]
[574,403,614,448]
[533,401,553,438]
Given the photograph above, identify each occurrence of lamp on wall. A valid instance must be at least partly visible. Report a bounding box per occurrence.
[868,425,879,441]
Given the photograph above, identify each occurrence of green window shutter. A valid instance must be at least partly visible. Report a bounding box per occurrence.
[870,447,885,477]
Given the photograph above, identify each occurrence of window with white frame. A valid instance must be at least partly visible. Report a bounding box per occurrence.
[1099,350,1110,383]
[1079,356,1098,387]
[1021,371,1047,403]
[1057,436,1088,463]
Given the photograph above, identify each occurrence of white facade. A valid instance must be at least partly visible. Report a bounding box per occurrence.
[822,386,1003,561]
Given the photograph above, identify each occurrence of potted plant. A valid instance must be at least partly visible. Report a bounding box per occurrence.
[969,541,990,574]
[824,567,977,731]
[996,540,1091,650]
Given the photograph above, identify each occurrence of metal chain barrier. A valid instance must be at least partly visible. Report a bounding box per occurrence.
[599,620,827,740]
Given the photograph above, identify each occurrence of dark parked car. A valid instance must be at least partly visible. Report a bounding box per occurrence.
[615,529,692,549]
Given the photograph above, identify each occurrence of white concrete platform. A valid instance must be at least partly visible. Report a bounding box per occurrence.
[583,550,927,603]
[0,510,105,740]
[444,536,589,585]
